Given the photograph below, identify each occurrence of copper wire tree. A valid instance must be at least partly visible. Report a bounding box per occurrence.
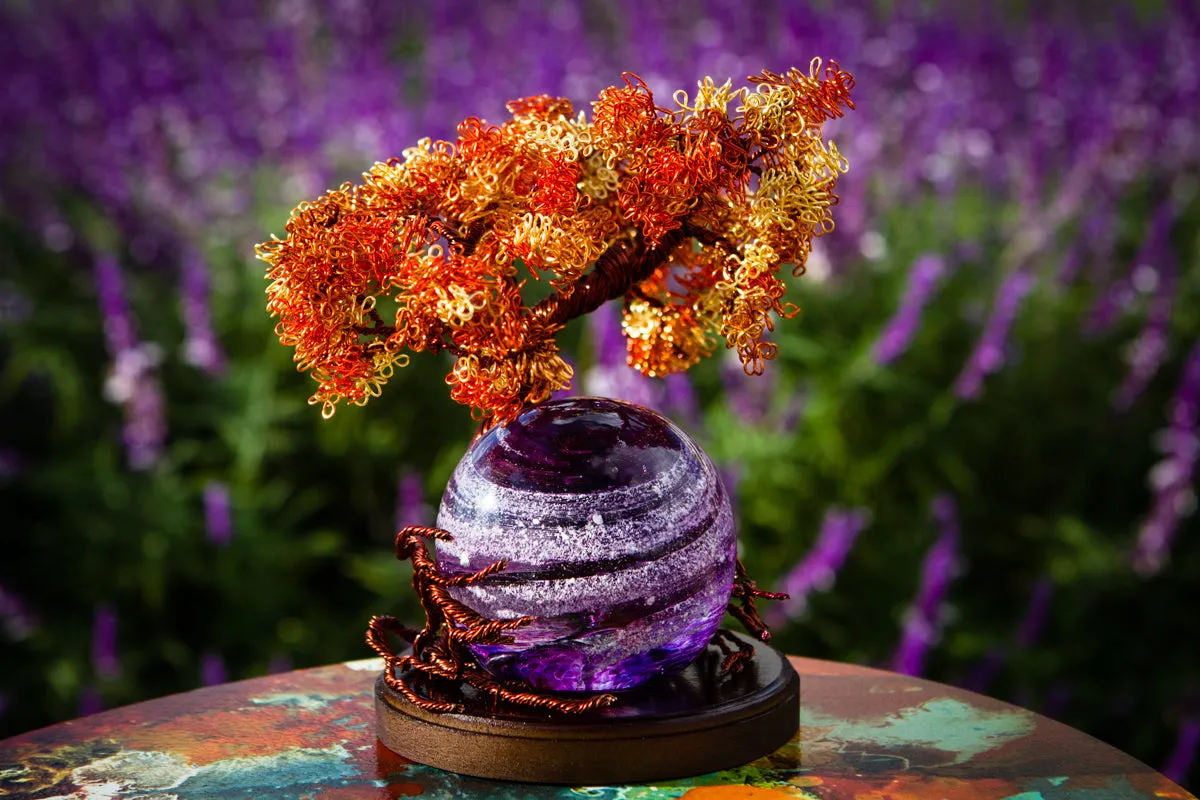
[258,62,855,713]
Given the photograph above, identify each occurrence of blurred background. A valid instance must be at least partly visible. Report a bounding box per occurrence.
[1,0,1198,788]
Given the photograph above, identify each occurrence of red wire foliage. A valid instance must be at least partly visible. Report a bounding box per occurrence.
[366,526,788,715]
[259,60,855,427]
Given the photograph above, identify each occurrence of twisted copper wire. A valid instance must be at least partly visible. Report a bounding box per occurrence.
[728,558,788,645]
[712,628,755,675]
[367,526,619,715]
[532,226,688,331]
[367,526,788,713]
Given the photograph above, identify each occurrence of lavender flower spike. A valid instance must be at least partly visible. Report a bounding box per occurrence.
[78,686,103,717]
[1114,203,1178,411]
[962,576,1053,693]
[0,585,36,640]
[767,507,869,626]
[663,373,701,429]
[1015,576,1054,647]
[94,255,136,356]
[1134,338,1200,575]
[891,494,962,677]
[200,652,227,686]
[874,254,947,365]
[181,247,224,375]
[581,301,663,411]
[954,270,1035,400]
[721,349,774,426]
[94,255,166,470]
[1163,716,1200,785]
[91,604,120,680]
[203,482,233,547]
[961,649,1005,695]
[1088,201,1174,337]
[394,469,432,531]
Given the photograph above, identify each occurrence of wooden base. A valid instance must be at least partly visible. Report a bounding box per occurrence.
[374,631,799,785]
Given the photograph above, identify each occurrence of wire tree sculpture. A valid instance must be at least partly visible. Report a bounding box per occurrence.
[259,61,855,713]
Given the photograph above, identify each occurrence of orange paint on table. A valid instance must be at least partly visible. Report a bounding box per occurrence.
[682,786,806,799]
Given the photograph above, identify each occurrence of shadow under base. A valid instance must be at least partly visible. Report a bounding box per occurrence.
[374,630,799,785]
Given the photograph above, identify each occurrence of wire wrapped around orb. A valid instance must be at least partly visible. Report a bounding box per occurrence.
[365,526,787,715]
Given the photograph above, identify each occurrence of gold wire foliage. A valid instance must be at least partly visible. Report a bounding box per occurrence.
[257,59,855,424]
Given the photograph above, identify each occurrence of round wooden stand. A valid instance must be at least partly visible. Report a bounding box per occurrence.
[374,631,799,785]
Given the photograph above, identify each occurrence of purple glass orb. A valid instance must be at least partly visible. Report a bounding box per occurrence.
[435,397,736,692]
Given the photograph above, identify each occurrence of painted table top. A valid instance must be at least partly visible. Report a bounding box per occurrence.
[0,656,1193,799]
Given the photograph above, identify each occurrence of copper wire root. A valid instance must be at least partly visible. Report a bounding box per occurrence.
[712,628,755,675]
[369,530,788,708]
[367,525,618,715]
[713,558,788,674]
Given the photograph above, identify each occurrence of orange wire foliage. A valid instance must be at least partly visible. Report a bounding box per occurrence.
[258,60,855,425]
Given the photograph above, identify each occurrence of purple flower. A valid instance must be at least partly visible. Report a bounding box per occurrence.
[954,270,1034,400]
[1114,204,1178,411]
[0,449,22,479]
[663,373,701,429]
[874,254,948,365]
[78,686,103,717]
[1163,716,1200,785]
[181,247,224,375]
[95,255,136,356]
[119,367,167,471]
[961,649,1005,695]
[91,605,120,680]
[581,301,665,412]
[0,281,32,324]
[200,652,227,686]
[768,507,869,625]
[203,482,233,547]
[1088,202,1174,337]
[0,1,418,249]
[1134,338,1200,575]
[777,388,808,437]
[961,577,1053,694]
[1015,577,1053,647]
[0,585,36,641]
[721,351,774,426]
[394,469,432,531]
[95,255,166,470]
[1061,194,1116,287]
[1054,244,1083,288]
[891,494,961,676]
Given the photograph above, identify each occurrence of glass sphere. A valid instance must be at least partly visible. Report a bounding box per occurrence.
[436,397,735,692]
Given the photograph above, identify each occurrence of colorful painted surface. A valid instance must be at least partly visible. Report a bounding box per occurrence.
[0,656,1193,799]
